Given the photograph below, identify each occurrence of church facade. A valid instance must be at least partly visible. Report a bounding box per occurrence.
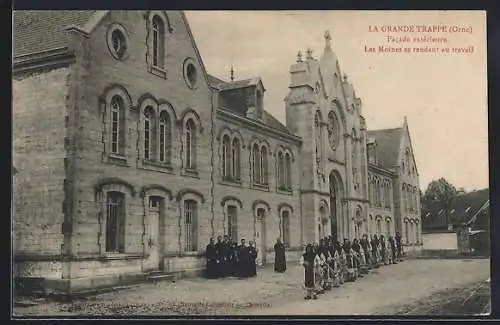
[12,10,422,294]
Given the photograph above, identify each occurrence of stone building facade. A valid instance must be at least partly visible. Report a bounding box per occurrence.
[12,10,422,294]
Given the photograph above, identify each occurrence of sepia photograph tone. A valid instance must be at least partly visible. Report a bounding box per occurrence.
[12,10,490,317]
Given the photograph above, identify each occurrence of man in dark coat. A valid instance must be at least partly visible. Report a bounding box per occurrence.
[227,242,239,277]
[360,234,371,266]
[388,236,398,264]
[248,241,258,277]
[205,237,218,279]
[352,238,362,271]
[274,238,287,273]
[237,239,249,278]
[301,244,316,300]
[214,236,224,277]
[395,232,403,261]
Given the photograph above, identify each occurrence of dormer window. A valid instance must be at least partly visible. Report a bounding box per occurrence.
[256,89,263,120]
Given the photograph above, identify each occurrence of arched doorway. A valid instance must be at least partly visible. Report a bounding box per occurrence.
[329,170,344,242]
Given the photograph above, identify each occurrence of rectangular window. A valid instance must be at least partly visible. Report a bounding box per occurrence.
[144,120,150,160]
[227,205,238,242]
[159,123,165,162]
[105,192,125,253]
[111,111,119,154]
[184,200,197,252]
[282,211,290,248]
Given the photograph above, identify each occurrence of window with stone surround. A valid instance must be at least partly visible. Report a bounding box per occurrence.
[227,205,238,242]
[105,191,126,253]
[260,146,268,185]
[285,153,292,190]
[185,119,197,170]
[152,15,165,69]
[110,95,126,156]
[278,151,284,188]
[184,200,198,252]
[143,106,156,161]
[159,111,171,164]
[404,220,409,244]
[252,143,261,183]
[386,218,391,237]
[281,210,290,248]
[232,138,241,180]
[222,135,231,179]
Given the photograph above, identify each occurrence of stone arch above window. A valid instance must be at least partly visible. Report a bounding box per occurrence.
[277,202,294,215]
[221,196,243,209]
[252,199,271,213]
[139,184,173,200]
[176,188,205,204]
[178,108,203,133]
[94,177,136,198]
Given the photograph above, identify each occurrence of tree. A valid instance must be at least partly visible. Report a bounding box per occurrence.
[423,178,458,226]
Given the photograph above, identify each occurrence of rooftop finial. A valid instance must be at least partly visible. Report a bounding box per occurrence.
[297,50,303,63]
[230,56,235,82]
[324,30,332,51]
[306,47,313,60]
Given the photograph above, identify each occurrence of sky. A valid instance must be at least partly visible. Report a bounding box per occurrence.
[185,11,488,192]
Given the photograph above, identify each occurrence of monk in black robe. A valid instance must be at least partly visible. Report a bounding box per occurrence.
[379,235,387,265]
[227,242,239,276]
[352,238,362,271]
[237,239,249,278]
[219,235,231,277]
[205,237,218,279]
[395,232,403,261]
[274,238,286,273]
[301,244,317,300]
[388,236,398,264]
[248,241,258,277]
[214,236,224,278]
[371,235,380,267]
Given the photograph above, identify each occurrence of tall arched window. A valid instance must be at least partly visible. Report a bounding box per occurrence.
[222,135,231,179]
[278,152,284,189]
[376,179,382,207]
[402,184,407,212]
[184,199,198,252]
[281,210,290,248]
[185,119,196,169]
[405,149,411,176]
[144,106,155,161]
[152,15,165,69]
[314,111,322,163]
[110,95,125,155]
[368,177,373,206]
[252,143,260,183]
[404,221,409,244]
[376,218,382,235]
[260,146,268,184]
[385,183,391,208]
[285,152,292,190]
[232,138,241,180]
[159,111,171,164]
[386,219,391,237]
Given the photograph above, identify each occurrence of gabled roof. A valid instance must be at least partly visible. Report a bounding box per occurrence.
[208,74,291,134]
[422,188,490,229]
[13,10,96,57]
[366,127,403,169]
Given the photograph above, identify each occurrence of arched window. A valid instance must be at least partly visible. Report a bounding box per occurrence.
[232,138,240,180]
[406,149,411,176]
[386,219,391,237]
[385,183,391,208]
[143,106,155,161]
[368,177,373,206]
[110,95,126,155]
[260,146,268,184]
[402,184,407,212]
[185,119,197,169]
[227,205,238,242]
[184,199,198,252]
[106,191,126,253]
[376,218,382,235]
[152,15,165,69]
[252,143,260,183]
[281,210,290,248]
[376,179,382,207]
[314,111,323,162]
[278,152,284,189]
[404,221,409,244]
[159,111,171,164]
[285,152,292,190]
[222,135,231,179]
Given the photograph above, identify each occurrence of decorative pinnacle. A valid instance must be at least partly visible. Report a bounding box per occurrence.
[324,30,332,51]
[297,50,303,63]
[306,47,313,60]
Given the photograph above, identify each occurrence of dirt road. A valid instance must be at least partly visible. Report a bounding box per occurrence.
[13,258,490,316]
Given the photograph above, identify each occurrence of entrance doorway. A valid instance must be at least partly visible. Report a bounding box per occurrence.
[329,171,344,242]
[148,196,164,270]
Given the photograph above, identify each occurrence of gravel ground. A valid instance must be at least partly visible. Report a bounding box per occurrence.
[13,258,490,317]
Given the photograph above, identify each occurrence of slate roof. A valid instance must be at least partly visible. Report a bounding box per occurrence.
[13,10,96,57]
[207,74,291,134]
[422,188,490,230]
[366,127,403,169]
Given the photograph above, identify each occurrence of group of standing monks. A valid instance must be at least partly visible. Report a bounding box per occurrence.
[204,235,258,279]
[300,232,403,299]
